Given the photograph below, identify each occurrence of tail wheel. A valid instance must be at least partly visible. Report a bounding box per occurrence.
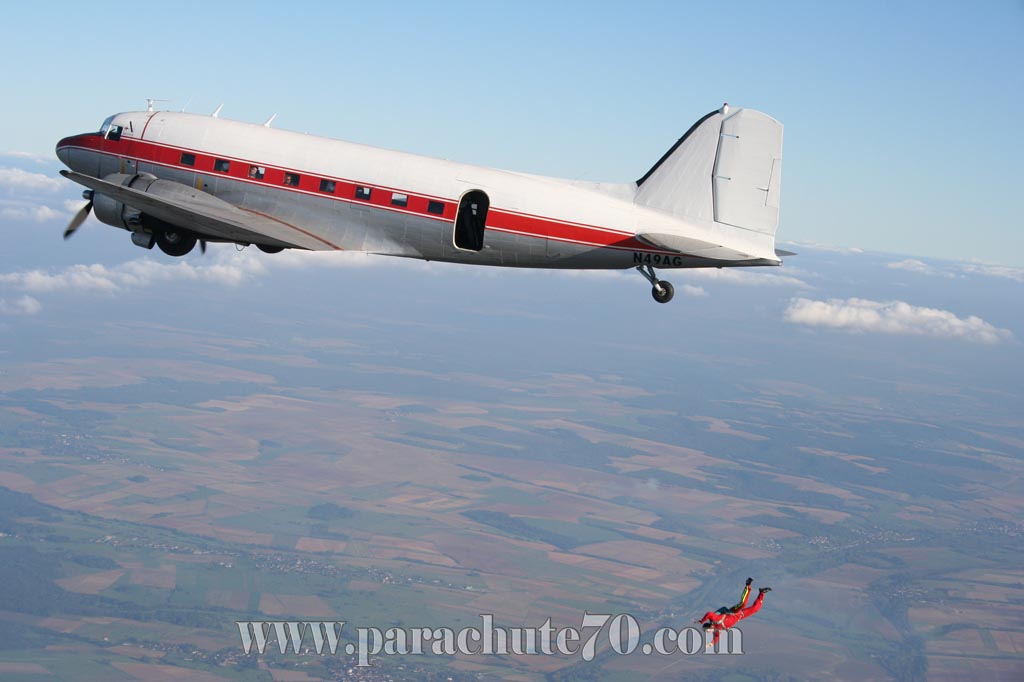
[155,229,197,257]
[652,280,674,304]
[636,265,675,304]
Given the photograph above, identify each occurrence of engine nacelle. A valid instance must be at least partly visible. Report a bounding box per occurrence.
[92,173,146,230]
[92,173,200,233]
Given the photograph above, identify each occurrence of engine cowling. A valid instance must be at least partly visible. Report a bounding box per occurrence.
[88,173,290,253]
[91,173,147,230]
[92,173,201,233]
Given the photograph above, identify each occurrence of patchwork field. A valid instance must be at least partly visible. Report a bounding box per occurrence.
[0,298,1021,682]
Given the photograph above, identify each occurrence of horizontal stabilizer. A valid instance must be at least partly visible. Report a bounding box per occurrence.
[636,232,754,260]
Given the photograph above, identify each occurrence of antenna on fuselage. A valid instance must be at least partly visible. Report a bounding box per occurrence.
[263,114,277,128]
[212,104,224,118]
[145,98,170,112]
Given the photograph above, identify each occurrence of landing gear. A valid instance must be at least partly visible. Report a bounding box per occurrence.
[257,244,284,254]
[636,265,674,304]
[155,229,197,257]
[652,280,674,304]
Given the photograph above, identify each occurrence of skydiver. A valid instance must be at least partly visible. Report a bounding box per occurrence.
[699,585,772,646]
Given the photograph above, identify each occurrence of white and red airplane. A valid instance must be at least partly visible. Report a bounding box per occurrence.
[56,102,784,303]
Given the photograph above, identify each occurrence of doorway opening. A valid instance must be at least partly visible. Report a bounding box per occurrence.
[453,190,489,251]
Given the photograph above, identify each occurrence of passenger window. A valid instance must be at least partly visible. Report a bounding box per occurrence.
[213,159,231,173]
[427,201,444,215]
[391,193,408,207]
[283,173,300,187]
[106,125,123,141]
[355,186,372,200]
[319,179,336,193]
[180,153,196,167]
[248,165,265,180]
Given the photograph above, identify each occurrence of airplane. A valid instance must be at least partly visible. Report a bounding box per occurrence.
[55,102,785,303]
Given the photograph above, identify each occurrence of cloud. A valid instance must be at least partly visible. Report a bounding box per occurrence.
[0,248,391,308]
[884,258,1024,283]
[679,267,810,288]
[959,262,1024,284]
[780,240,864,255]
[0,295,41,315]
[0,256,269,294]
[886,259,955,278]
[64,199,89,213]
[0,167,63,193]
[1,151,52,164]
[0,201,64,223]
[784,297,1013,345]
[681,284,706,297]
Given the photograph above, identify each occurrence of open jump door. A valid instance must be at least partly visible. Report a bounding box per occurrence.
[453,190,489,251]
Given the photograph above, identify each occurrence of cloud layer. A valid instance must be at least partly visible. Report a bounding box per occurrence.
[0,295,41,315]
[780,240,864,255]
[885,257,1024,283]
[0,161,79,225]
[0,167,64,193]
[960,262,1024,283]
[784,297,1013,345]
[886,258,955,278]
[679,267,810,288]
[0,248,394,314]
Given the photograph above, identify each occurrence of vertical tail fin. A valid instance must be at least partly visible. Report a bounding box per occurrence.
[635,106,783,240]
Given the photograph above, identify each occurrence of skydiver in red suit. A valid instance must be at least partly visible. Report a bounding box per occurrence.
[699,582,772,646]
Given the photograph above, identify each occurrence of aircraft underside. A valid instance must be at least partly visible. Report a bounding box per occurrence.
[62,155,762,303]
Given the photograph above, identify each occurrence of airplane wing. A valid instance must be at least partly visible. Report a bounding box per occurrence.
[61,171,338,251]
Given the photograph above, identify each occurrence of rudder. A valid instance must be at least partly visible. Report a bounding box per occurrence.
[713,109,783,236]
[635,106,783,239]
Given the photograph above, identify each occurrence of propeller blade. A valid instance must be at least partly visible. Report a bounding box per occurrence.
[200,239,207,254]
[63,201,92,240]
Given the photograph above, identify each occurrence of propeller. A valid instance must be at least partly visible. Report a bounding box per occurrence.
[63,190,94,240]
[61,188,209,255]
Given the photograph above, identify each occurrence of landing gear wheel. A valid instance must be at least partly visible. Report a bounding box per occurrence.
[652,280,674,304]
[257,244,284,254]
[636,264,676,304]
[155,229,197,257]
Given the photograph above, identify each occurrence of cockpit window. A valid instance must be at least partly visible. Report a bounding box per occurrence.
[99,115,125,141]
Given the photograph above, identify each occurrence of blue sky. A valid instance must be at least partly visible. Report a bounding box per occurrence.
[1,0,1022,264]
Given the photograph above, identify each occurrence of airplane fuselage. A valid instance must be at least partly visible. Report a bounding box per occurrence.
[55,105,784,302]
[56,110,778,271]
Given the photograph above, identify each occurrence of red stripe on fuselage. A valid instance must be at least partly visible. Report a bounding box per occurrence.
[56,134,681,255]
